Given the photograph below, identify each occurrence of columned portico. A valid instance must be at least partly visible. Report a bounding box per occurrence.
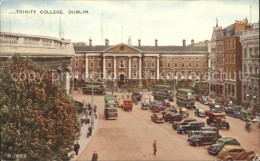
[85,54,88,80]
[128,56,131,79]
[103,56,106,79]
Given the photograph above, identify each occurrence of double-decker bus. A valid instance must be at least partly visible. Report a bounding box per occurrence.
[83,81,105,95]
[152,85,174,101]
[176,89,196,109]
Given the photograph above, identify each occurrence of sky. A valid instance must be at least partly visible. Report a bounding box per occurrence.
[0,0,259,46]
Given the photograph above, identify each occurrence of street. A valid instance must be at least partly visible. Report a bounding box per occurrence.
[74,92,259,161]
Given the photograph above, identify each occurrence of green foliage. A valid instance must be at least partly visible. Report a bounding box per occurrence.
[0,55,80,161]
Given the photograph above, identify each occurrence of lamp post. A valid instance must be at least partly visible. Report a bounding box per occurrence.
[91,73,94,129]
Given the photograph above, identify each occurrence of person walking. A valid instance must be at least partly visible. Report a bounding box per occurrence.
[91,151,98,161]
[153,140,157,156]
[94,105,97,119]
[74,142,80,156]
[87,126,92,138]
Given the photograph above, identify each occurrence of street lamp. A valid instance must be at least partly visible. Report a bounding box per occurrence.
[91,73,95,129]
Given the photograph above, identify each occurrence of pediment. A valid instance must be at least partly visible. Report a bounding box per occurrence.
[103,43,141,53]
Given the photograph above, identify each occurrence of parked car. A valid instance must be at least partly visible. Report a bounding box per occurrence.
[189,131,222,147]
[194,108,206,117]
[177,121,205,134]
[179,108,189,118]
[165,108,178,113]
[226,107,240,118]
[187,127,218,141]
[207,137,240,156]
[217,145,257,161]
[240,110,256,122]
[132,91,142,101]
[151,113,164,123]
[150,102,163,111]
[141,102,149,110]
[154,106,167,113]
[172,117,196,130]
[169,114,183,123]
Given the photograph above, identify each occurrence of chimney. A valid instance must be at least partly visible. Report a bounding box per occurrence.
[191,39,194,47]
[89,39,92,47]
[182,39,186,46]
[105,39,109,46]
[155,39,158,47]
[138,39,141,46]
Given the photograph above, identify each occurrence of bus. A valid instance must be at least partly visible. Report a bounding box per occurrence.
[152,85,174,101]
[176,89,196,109]
[193,81,209,95]
[104,94,118,120]
[83,81,105,95]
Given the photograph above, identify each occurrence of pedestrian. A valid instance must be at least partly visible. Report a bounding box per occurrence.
[87,126,92,138]
[88,103,92,111]
[91,151,98,161]
[153,140,157,156]
[94,105,97,112]
[74,141,80,156]
[85,110,89,117]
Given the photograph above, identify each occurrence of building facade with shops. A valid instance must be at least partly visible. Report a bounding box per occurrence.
[240,22,259,110]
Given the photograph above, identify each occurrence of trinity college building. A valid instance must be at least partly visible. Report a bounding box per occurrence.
[72,39,209,88]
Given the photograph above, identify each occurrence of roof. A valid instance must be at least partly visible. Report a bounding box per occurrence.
[73,45,208,52]
[223,145,242,149]
[184,117,196,121]
[219,137,236,142]
[178,89,195,93]
[154,85,172,88]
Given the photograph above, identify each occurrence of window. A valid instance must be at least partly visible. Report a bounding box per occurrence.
[229,54,231,64]
[175,57,178,61]
[203,62,207,68]
[90,57,94,60]
[175,63,178,68]
[196,63,199,68]
[196,58,199,61]
[120,59,125,68]
[160,63,163,68]
[182,63,185,68]
[90,63,94,68]
[98,62,102,68]
[152,57,155,60]
[75,62,79,67]
[133,70,137,78]
[82,56,85,60]
[167,57,171,61]
[189,71,192,76]
[108,57,111,60]
[233,54,235,64]
[189,57,192,61]
[189,63,192,68]
[143,63,147,68]
[160,57,163,60]
[244,49,247,58]
[133,63,137,68]
[108,63,112,68]
[151,71,155,78]
[196,71,199,76]
[143,57,147,60]
[182,57,185,61]
[167,63,171,68]
[75,56,79,60]
[152,63,155,68]
[98,57,101,60]
[203,57,207,61]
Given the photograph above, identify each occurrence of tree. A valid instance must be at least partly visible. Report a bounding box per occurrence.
[0,55,80,161]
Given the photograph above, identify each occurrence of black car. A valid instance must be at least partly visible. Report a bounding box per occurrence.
[177,121,205,134]
[226,107,240,118]
[189,131,222,146]
[169,114,183,123]
[141,102,149,110]
[188,127,218,141]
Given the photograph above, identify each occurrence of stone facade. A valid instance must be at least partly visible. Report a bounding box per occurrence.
[0,32,75,94]
[72,39,209,89]
[240,22,259,109]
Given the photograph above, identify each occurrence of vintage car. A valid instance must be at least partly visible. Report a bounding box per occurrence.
[194,108,206,117]
[217,145,257,161]
[150,102,163,111]
[172,117,196,130]
[207,137,240,156]
[141,102,149,110]
[160,110,176,121]
[132,91,142,101]
[154,106,167,113]
[177,121,205,134]
[187,127,218,141]
[226,107,240,118]
[169,114,183,123]
[165,108,178,113]
[240,110,256,122]
[179,108,189,118]
[189,131,222,147]
[151,113,164,123]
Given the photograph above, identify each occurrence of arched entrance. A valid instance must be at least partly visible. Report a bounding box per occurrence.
[118,73,126,88]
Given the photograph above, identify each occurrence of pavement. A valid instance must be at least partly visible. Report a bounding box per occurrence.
[68,92,99,161]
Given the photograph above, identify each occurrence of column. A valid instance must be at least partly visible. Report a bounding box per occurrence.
[128,56,131,79]
[114,56,117,79]
[157,56,160,80]
[65,70,70,95]
[103,56,106,79]
[85,55,88,80]
[139,56,142,79]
